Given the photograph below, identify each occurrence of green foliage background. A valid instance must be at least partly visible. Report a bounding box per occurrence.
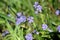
[0,0,60,40]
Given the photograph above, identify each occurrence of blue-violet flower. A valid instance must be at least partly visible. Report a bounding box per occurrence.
[33,2,42,14]
[55,10,60,15]
[42,24,48,30]
[16,16,26,25]
[25,33,33,40]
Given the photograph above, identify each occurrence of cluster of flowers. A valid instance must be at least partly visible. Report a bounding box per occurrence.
[25,30,39,40]
[25,24,60,40]
[42,24,60,33]
[33,2,42,14]
[6,2,60,40]
[16,12,34,25]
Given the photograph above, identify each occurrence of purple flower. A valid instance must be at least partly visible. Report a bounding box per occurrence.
[27,16,34,23]
[34,2,39,6]
[33,2,42,14]
[42,24,48,30]
[57,25,60,32]
[16,16,26,25]
[36,5,42,12]
[33,2,39,8]
[55,10,60,15]
[25,33,33,40]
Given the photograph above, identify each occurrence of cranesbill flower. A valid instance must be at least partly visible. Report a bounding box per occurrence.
[36,5,42,12]
[34,2,39,6]
[27,16,34,23]
[42,24,48,30]
[33,2,39,8]
[57,25,60,32]
[33,2,42,14]
[25,33,33,40]
[16,16,26,25]
[55,10,60,15]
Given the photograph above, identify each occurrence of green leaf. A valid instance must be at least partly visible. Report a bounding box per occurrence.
[0,18,5,24]
[5,20,13,34]
[0,13,15,23]
[41,35,50,38]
